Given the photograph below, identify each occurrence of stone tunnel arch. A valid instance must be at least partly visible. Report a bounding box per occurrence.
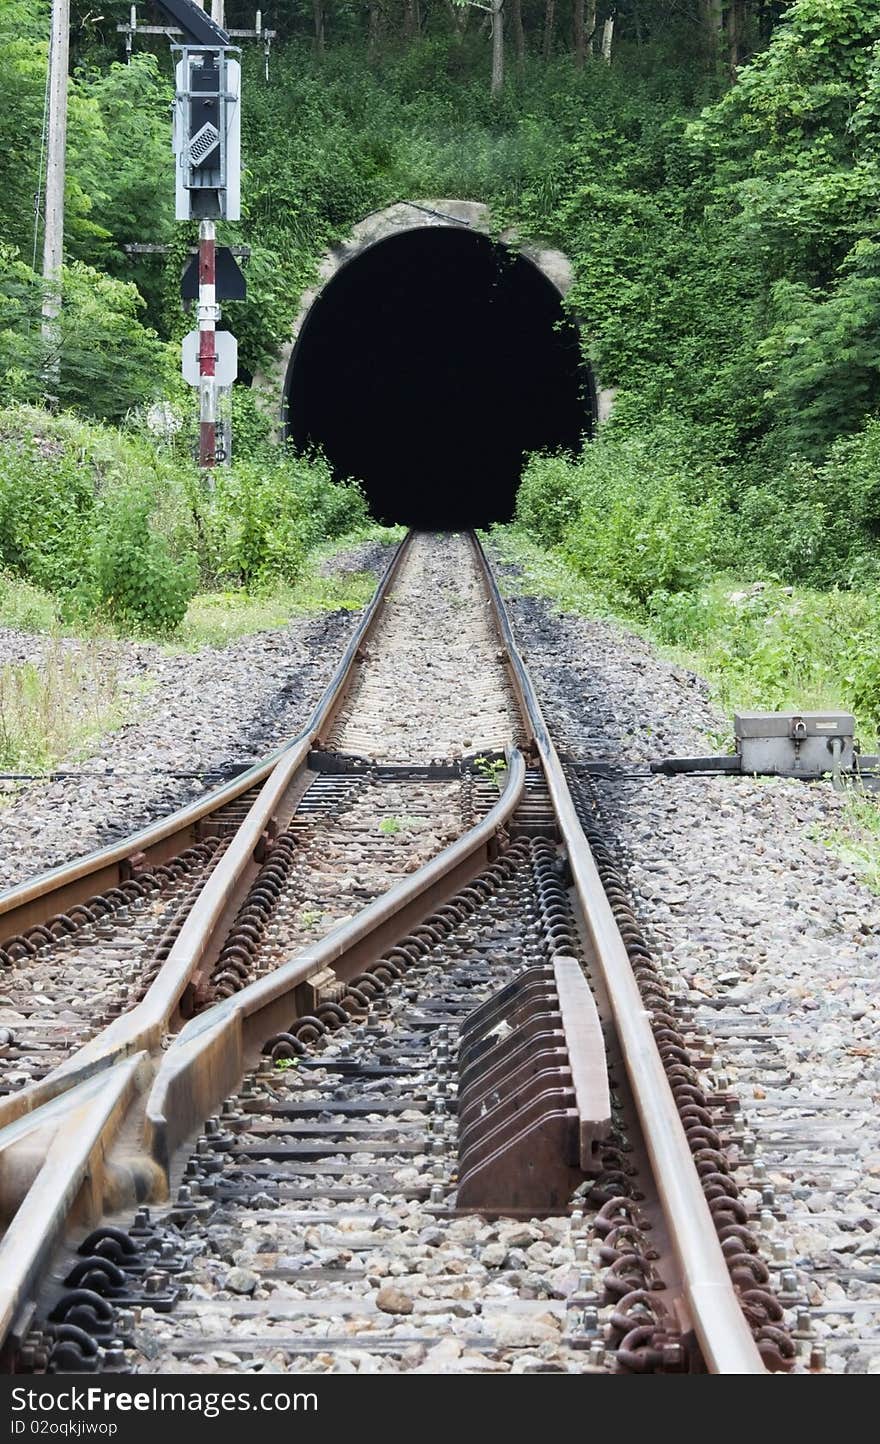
[276,201,601,529]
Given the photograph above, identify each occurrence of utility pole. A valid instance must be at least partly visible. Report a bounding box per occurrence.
[41,0,70,396]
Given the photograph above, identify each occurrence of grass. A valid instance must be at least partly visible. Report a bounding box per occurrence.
[488,526,880,746]
[173,573,378,648]
[0,574,63,632]
[171,526,405,649]
[489,523,880,892]
[0,525,403,781]
[0,643,142,774]
[473,754,508,789]
[0,526,406,653]
[809,784,880,895]
[378,815,427,835]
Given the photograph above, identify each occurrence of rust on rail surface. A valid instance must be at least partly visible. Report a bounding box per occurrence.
[0,532,785,1376]
[0,533,412,947]
[0,750,526,1359]
[0,536,413,1133]
[143,749,526,1174]
[470,532,770,1374]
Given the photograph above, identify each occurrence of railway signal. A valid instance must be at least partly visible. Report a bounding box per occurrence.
[181,245,247,302]
[122,6,274,464]
[172,41,241,224]
[154,1,242,468]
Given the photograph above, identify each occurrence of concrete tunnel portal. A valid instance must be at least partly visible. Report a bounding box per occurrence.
[284,223,593,529]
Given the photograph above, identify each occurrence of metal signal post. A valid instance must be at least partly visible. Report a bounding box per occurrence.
[103,0,250,467]
[153,0,244,469]
[197,220,219,468]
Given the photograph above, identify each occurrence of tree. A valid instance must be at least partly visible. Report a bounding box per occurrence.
[453,0,504,94]
[543,0,555,59]
[573,0,586,65]
[0,248,168,419]
[509,0,525,65]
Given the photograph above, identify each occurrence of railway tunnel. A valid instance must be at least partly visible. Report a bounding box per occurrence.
[284,224,593,529]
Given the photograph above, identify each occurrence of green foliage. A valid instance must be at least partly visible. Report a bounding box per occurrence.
[0,405,370,637]
[89,486,197,634]
[756,241,880,451]
[0,573,59,631]
[175,566,381,649]
[473,753,507,789]
[0,409,95,593]
[0,249,170,420]
[206,454,368,588]
[649,579,880,738]
[0,643,129,772]
[720,416,880,586]
[810,783,880,897]
[517,420,723,609]
[378,815,426,834]
[74,56,173,266]
[492,525,880,744]
[2,17,880,655]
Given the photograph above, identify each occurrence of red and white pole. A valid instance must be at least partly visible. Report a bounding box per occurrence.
[198,218,218,469]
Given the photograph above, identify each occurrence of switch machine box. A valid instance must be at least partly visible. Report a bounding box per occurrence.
[734,712,855,776]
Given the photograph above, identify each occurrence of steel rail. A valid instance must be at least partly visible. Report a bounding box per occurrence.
[471,533,766,1375]
[0,530,529,1361]
[0,533,412,940]
[0,534,414,1131]
[1,532,763,1374]
[143,748,526,1172]
[0,1056,149,1350]
[0,750,525,1358]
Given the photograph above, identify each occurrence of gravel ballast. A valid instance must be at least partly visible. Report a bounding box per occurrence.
[4,533,879,1372]
[496,571,880,1375]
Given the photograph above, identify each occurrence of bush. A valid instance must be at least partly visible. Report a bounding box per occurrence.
[515,452,585,548]
[0,404,371,636]
[207,454,368,589]
[0,423,94,593]
[89,487,197,633]
[721,418,880,588]
[517,418,723,610]
[0,249,170,421]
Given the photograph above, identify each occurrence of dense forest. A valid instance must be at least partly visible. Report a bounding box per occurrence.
[2,0,880,724]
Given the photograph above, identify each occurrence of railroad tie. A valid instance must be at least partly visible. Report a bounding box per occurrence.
[455,957,611,1215]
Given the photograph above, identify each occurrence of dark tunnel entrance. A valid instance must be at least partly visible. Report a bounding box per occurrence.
[284,226,593,529]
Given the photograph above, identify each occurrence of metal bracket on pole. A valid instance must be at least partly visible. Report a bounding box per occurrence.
[117,6,275,69]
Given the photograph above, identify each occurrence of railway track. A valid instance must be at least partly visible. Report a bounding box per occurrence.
[0,531,799,1375]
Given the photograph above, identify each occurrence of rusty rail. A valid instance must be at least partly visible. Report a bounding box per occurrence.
[0,534,414,1132]
[0,749,525,1359]
[0,533,412,943]
[0,531,769,1374]
[143,749,526,1171]
[0,1056,150,1351]
[471,533,767,1375]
